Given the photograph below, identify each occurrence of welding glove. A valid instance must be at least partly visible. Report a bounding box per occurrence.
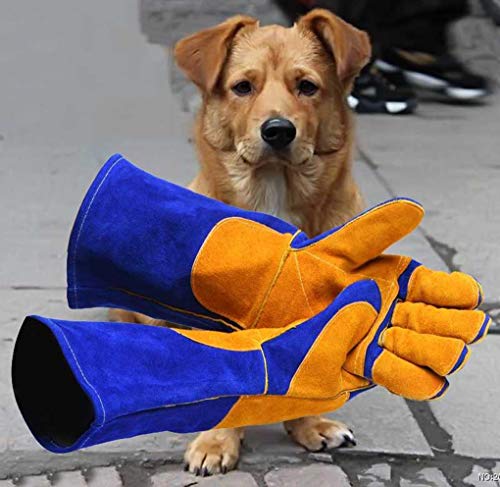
[13,280,383,452]
[67,154,491,401]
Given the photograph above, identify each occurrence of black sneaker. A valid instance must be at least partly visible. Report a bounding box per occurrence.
[376,48,490,101]
[348,65,418,115]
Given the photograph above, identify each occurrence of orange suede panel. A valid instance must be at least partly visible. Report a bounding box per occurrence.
[191,209,417,333]
[254,255,313,328]
[392,301,487,343]
[287,303,377,398]
[174,327,282,351]
[299,200,423,269]
[406,266,480,309]
[380,327,468,376]
[372,350,447,400]
[215,394,348,429]
[191,218,293,327]
[295,250,357,314]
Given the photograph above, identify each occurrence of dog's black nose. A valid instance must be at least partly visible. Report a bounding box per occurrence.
[261,118,296,149]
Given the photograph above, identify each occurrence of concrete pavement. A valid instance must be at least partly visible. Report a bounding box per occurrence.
[1,1,500,485]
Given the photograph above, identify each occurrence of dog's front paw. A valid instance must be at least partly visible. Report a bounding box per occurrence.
[284,416,356,452]
[184,428,243,476]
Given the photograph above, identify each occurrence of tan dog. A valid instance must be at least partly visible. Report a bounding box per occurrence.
[111,8,371,476]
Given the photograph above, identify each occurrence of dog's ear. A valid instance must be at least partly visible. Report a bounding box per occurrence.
[298,9,371,90]
[174,15,258,93]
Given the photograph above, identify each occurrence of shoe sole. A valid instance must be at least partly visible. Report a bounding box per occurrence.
[347,94,417,114]
[375,60,488,101]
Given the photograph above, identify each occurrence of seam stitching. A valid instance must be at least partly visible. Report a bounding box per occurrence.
[249,230,301,328]
[294,253,314,315]
[70,157,123,308]
[111,287,240,331]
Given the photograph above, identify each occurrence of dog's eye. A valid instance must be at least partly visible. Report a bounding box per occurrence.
[232,81,253,96]
[298,80,319,96]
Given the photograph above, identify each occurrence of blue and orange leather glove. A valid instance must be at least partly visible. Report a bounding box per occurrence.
[67,155,491,401]
[13,280,382,452]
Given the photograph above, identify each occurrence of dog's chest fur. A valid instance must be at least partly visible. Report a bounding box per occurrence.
[249,166,300,226]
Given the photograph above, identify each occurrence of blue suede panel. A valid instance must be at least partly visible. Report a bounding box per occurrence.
[449,345,469,374]
[67,155,297,331]
[397,260,422,300]
[47,316,265,414]
[290,198,423,249]
[40,397,239,453]
[263,280,381,395]
[14,315,265,452]
[475,281,484,307]
[472,315,490,344]
[431,379,450,400]
[363,300,397,380]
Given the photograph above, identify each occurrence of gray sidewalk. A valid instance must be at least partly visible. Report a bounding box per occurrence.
[1,1,500,486]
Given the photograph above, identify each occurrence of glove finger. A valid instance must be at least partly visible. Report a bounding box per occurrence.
[393,302,491,344]
[300,199,423,269]
[405,266,483,310]
[372,349,449,401]
[380,327,470,376]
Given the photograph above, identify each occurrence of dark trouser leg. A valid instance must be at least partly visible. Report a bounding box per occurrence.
[278,0,468,55]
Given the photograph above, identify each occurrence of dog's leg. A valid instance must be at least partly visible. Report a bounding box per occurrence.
[184,427,244,476]
[108,309,167,327]
[284,416,355,451]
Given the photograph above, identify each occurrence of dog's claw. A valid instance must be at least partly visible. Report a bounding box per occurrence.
[342,433,356,447]
[221,466,228,474]
[202,467,209,477]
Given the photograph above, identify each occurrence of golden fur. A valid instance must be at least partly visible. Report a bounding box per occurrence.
[110,9,371,476]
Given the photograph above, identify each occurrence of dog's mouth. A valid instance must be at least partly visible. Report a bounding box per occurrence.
[240,154,309,167]
[239,146,314,169]
[241,155,312,169]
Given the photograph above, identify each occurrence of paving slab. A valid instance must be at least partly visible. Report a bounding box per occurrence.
[0,141,197,290]
[430,336,500,459]
[264,464,350,487]
[354,158,447,271]
[0,0,197,291]
[357,463,391,487]
[400,467,451,487]
[328,388,432,457]
[86,467,123,487]
[151,470,258,487]
[208,386,432,460]
[52,470,87,487]
[16,475,51,487]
